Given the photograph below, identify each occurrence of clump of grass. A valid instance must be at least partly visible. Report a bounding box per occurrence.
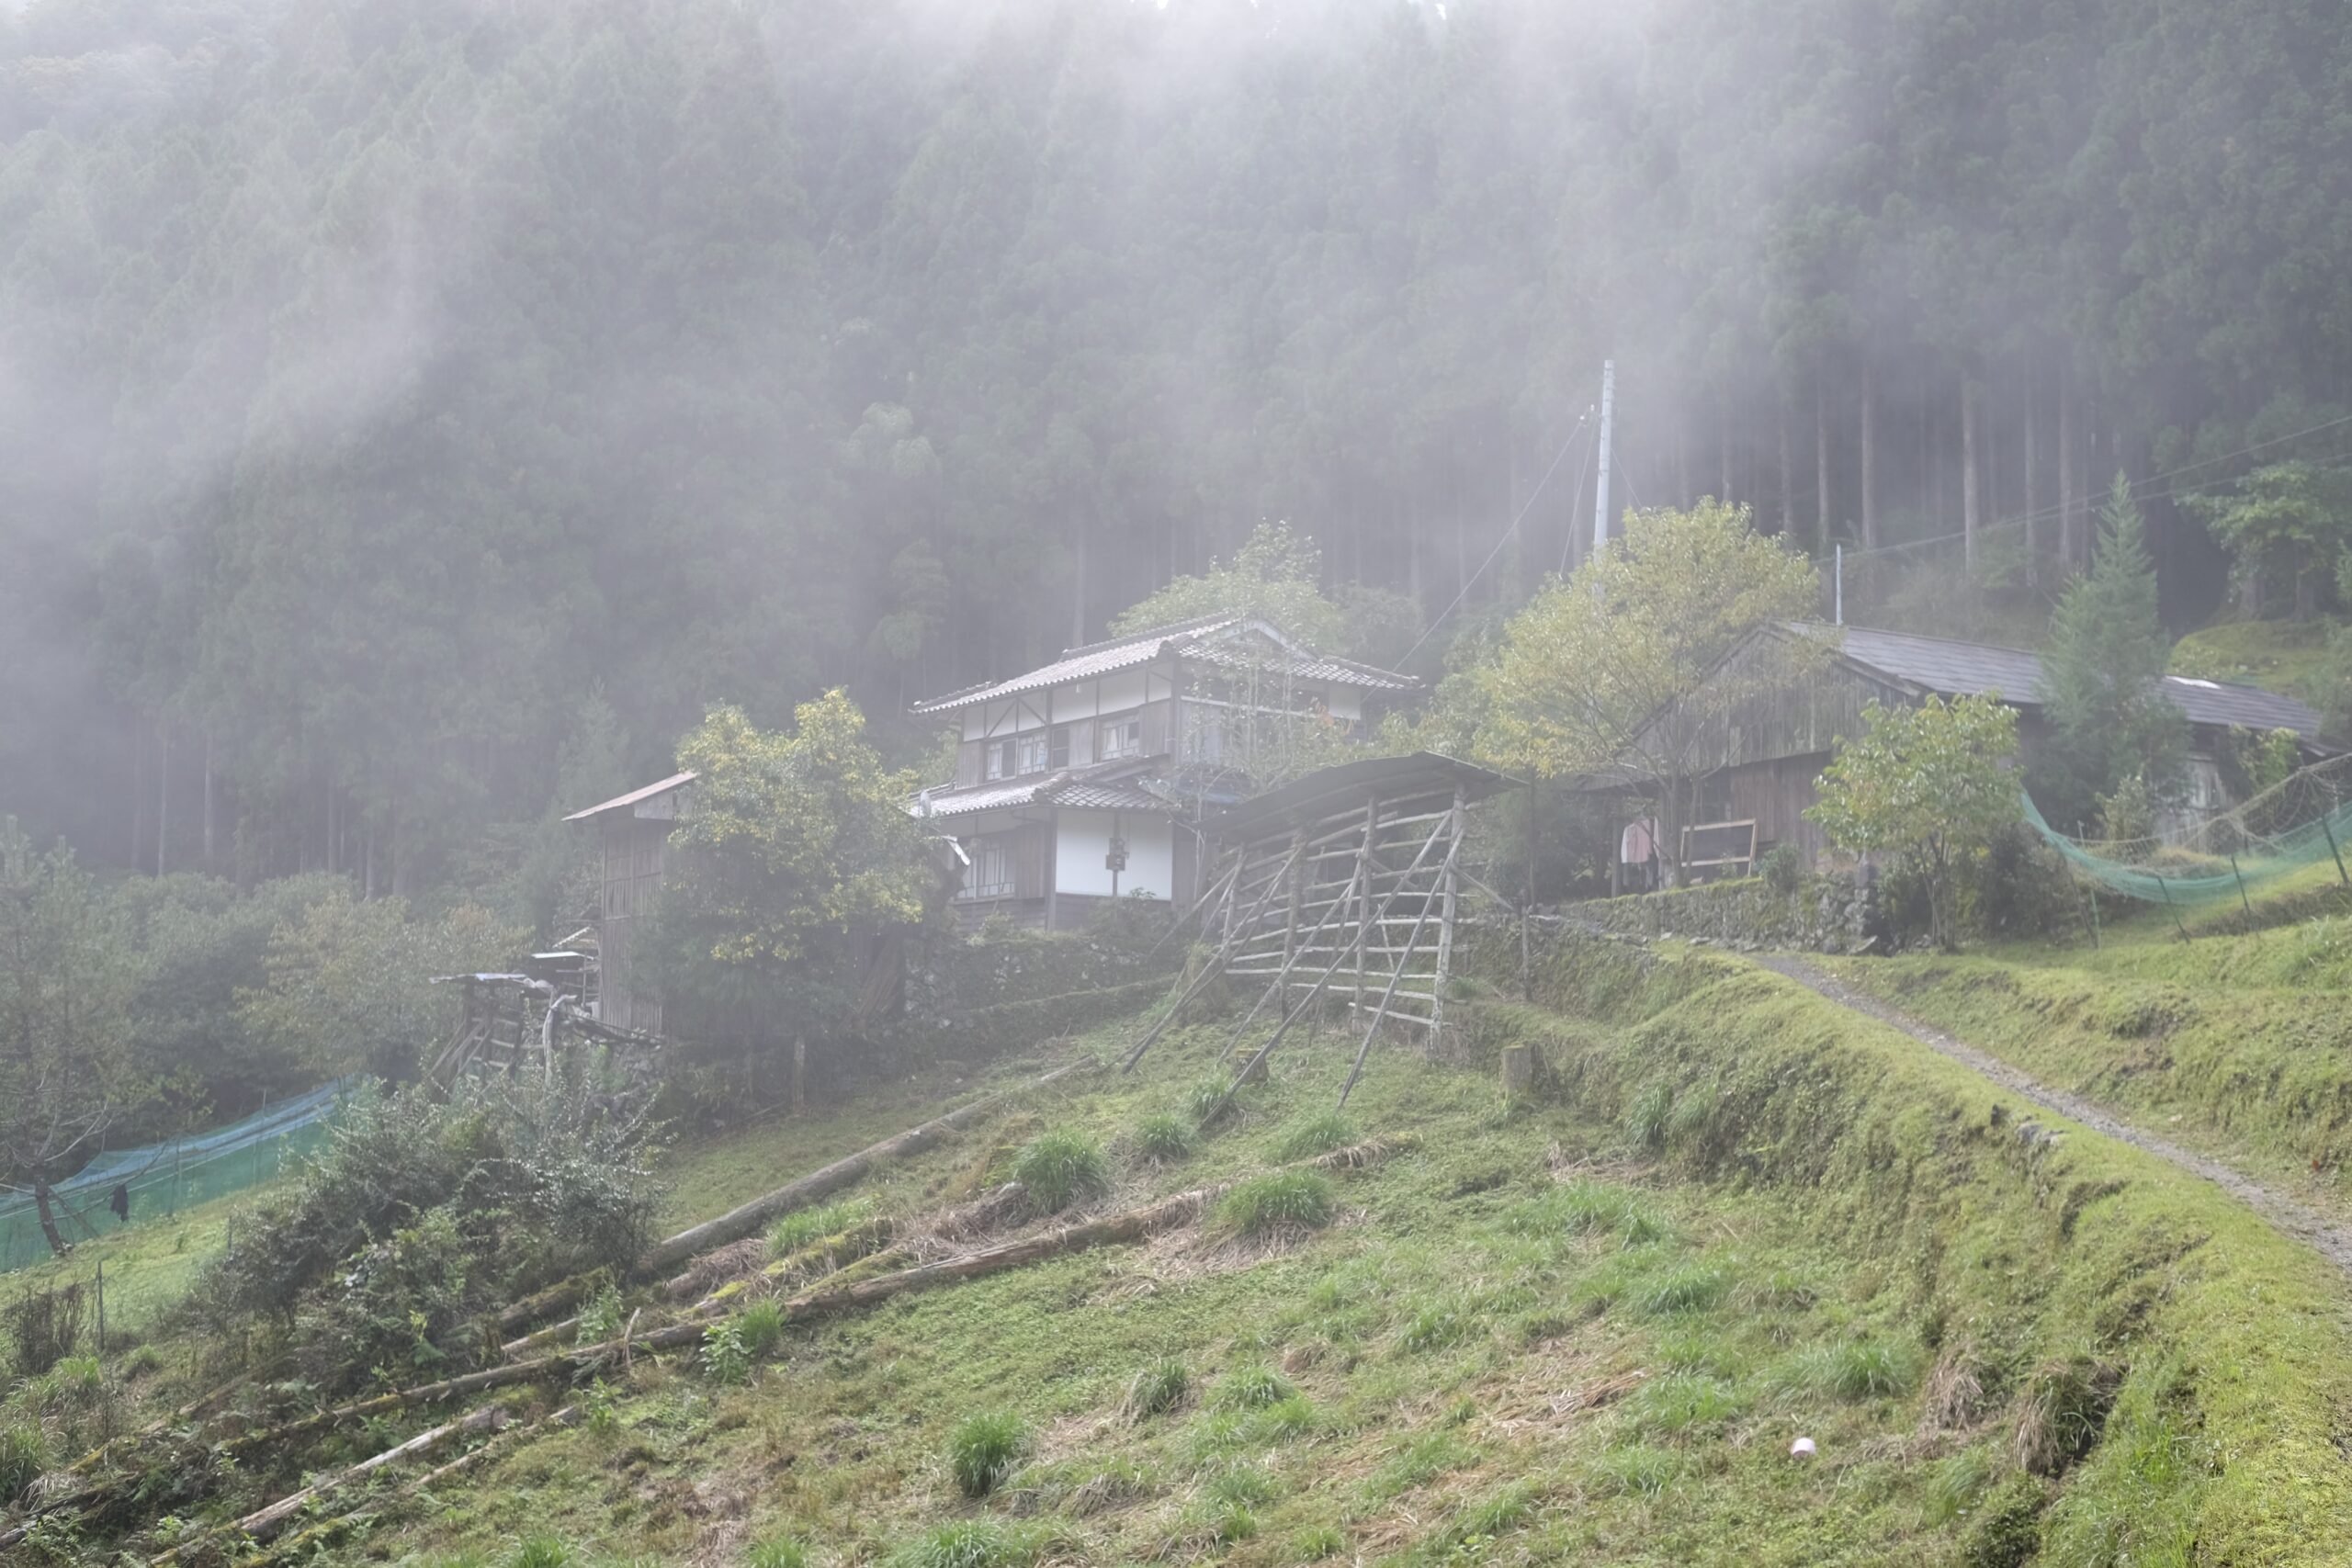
[888,1520,1035,1568]
[1272,1111,1356,1161]
[1925,1446,1998,1527]
[1508,1179,1669,1247]
[1216,1169,1337,1236]
[0,1424,47,1502]
[504,1537,573,1568]
[1249,1394,1318,1440]
[1186,1075,1241,1128]
[1630,1261,1731,1316]
[947,1409,1032,1498]
[1628,1372,1742,1436]
[1775,1338,1925,1403]
[735,1298,787,1358]
[1397,1299,1469,1353]
[1205,1460,1277,1507]
[1212,1365,1297,1411]
[1122,1355,1190,1422]
[2010,1355,2122,1477]
[1623,1080,1674,1150]
[1216,1505,1259,1543]
[1134,1111,1195,1162]
[1293,1524,1346,1561]
[747,1538,808,1568]
[1592,1444,1679,1497]
[768,1197,871,1257]
[1013,1128,1112,1215]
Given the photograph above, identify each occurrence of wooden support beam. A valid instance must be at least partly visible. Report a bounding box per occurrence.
[1340,792,1464,1108]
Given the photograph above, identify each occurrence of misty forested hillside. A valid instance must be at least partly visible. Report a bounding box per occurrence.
[6,0,2349,886]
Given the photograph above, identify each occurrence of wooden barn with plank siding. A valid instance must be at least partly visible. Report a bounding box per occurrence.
[1592,622,2334,879]
[562,770,695,1034]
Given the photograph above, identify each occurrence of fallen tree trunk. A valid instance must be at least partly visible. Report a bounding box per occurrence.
[206,1140,1408,1469]
[149,1405,512,1565]
[636,1058,1095,1278]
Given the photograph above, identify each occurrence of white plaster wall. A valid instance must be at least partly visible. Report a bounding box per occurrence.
[1056,810,1172,899]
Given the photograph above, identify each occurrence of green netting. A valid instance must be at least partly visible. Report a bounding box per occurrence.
[0,1078,360,1275]
[2020,754,2352,905]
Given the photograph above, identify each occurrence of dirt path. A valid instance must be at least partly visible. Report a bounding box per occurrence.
[1749,952,2352,1280]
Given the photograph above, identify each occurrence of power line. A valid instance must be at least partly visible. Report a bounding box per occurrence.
[1400,412,1593,667]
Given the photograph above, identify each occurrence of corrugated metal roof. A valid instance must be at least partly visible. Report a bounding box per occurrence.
[1804,623,2327,739]
[910,615,1419,715]
[1207,751,1515,840]
[562,771,697,822]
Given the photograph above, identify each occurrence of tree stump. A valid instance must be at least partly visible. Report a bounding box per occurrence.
[1500,1043,1542,1098]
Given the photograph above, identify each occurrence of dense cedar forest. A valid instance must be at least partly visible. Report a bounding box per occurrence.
[4,0,2347,895]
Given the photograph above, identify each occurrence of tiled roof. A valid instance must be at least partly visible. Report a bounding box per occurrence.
[910,615,1418,715]
[909,761,1177,821]
[1802,624,2327,739]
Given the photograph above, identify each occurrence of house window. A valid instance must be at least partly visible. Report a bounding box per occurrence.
[983,739,1016,781]
[1049,724,1070,769]
[1016,731,1053,773]
[960,834,1014,900]
[1100,716,1144,761]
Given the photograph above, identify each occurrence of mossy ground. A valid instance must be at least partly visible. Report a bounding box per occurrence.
[17,932,2352,1566]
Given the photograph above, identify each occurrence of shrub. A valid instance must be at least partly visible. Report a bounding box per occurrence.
[1272,1111,1356,1161]
[768,1198,871,1257]
[1212,1366,1297,1411]
[576,1284,628,1346]
[700,1319,753,1385]
[746,1538,808,1568]
[1122,1356,1190,1422]
[289,1206,477,1392]
[947,1410,1032,1497]
[0,1424,47,1502]
[1216,1170,1337,1236]
[1134,1111,1195,1162]
[1012,1129,1111,1215]
[1759,841,1805,896]
[4,1281,85,1379]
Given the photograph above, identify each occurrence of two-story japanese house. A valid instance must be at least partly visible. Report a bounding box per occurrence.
[910,615,1419,930]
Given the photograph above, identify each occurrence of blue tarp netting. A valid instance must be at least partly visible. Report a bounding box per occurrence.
[1,1077,361,1274]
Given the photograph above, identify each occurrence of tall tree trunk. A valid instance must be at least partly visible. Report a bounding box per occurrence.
[202,730,216,870]
[156,724,170,877]
[32,1175,67,1257]
[1676,415,1690,508]
[1069,521,1088,649]
[2057,364,2080,570]
[1815,376,1831,551]
[2296,560,2318,620]
[1860,359,1879,549]
[2023,365,2041,586]
[130,718,146,874]
[1779,396,1794,538]
[1962,376,1982,574]
[1718,394,1735,505]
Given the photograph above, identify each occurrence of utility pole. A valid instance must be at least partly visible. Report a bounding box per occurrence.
[1592,360,1616,554]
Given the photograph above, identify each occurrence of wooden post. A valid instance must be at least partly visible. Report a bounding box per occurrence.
[1500,1044,1540,1098]
[1338,810,1465,1108]
[2324,813,2349,889]
[2085,884,2101,949]
[1521,780,1536,1001]
[2229,852,2252,917]
[1044,807,1059,931]
[96,1262,105,1359]
[791,1037,807,1115]
[1430,787,1465,1039]
[1355,795,1377,1014]
[2157,875,2190,942]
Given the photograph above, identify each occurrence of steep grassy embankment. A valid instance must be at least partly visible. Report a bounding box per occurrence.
[16,934,2352,1566]
[1826,874,2352,1218]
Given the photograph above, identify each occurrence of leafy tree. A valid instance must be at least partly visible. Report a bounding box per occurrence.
[1808,694,2023,951]
[2032,475,2189,826]
[0,822,146,1254]
[1474,500,1824,882]
[2190,460,2352,620]
[652,693,933,1066]
[237,892,523,1081]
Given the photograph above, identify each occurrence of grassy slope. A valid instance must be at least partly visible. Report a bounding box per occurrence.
[2168,616,2341,705]
[306,936,2352,1568]
[1826,872,2352,1218]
